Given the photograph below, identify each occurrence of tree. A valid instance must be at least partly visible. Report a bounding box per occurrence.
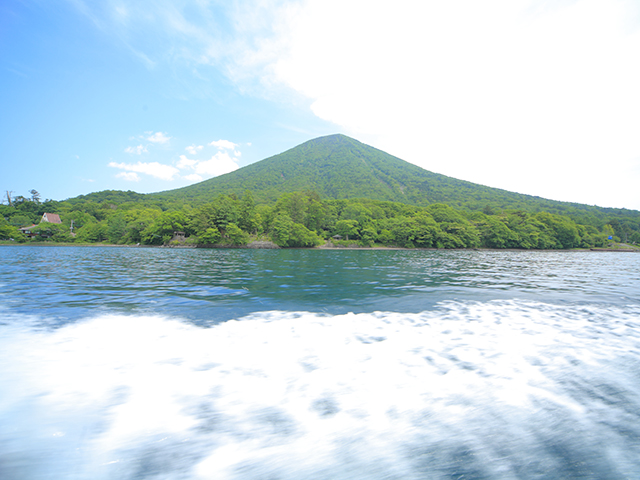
[30,223,74,242]
[384,217,419,247]
[288,223,323,247]
[360,225,378,247]
[477,215,514,248]
[275,192,307,224]
[269,213,322,247]
[106,213,127,244]
[304,199,326,233]
[334,219,359,240]
[199,227,221,245]
[141,211,187,245]
[238,190,260,233]
[270,213,295,247]
[534,212,580,249]
[123,208,160,244]
[9,214,33,227]
[76,222,108,243]
[224,223,249,245]
[29,189,41,204]
[0,217,21,240]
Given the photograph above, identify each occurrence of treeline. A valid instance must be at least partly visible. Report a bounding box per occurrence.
[2,190,638,249]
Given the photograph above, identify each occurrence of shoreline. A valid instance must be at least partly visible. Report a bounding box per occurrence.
[1,241,638,252]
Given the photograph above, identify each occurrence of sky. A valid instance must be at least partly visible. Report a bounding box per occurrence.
[2,0,640,210]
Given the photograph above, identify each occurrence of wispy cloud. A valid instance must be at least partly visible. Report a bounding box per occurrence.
[192,151,239,176]
[110,133,242,184]
[125,145,148,155]
[177,149,240,179]
[147,132,171,144]
[176,155,197,169]
[115,171,140,182]
[66,0,292,96]
[209,139,238,150]
[185,144,203,155]
[109,161,179,181]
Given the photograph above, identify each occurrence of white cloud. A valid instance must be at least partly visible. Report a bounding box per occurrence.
[177,150,240,180]
[116,171,141,182]
[183,173,203,182]
[147,132,171,144]
[73,0,640,208]
[259,0,640,209]
[209,139,238,150]
[125,145,148,155]
[108,161,179,181]
[185,144,203,155]
[193,151,239,176]
[176,155,197,169]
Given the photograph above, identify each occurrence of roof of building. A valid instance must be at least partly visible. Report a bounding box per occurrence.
[42,213,62,224]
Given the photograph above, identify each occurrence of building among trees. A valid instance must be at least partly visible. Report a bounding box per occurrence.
[41,213,62,224]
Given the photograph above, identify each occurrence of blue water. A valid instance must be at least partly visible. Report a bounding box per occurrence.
[1,246,640,479]
[2,247,638,324]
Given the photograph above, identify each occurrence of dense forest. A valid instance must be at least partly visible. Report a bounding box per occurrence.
[148,135,640,227]
[2,189,638,249]
[3,135,640,249]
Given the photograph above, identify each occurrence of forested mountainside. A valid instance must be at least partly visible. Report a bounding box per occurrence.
[149,134,639,221]
[2,190,639,249]
[2,135,639,247]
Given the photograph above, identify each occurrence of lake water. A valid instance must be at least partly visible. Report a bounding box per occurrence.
[1,246,639,479]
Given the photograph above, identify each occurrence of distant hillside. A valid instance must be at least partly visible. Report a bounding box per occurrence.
[150,134,639,222]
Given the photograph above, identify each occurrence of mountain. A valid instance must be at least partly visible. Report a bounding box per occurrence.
[155,134,494,205]
[151,134,638,220]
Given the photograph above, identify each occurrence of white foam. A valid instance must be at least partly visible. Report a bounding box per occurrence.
[1,301,640,479]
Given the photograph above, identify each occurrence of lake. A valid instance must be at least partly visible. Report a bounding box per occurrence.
[1,246,639,479]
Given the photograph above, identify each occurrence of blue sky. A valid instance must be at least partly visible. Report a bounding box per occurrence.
[2,0,640,210]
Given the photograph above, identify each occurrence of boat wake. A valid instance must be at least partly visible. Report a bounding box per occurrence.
[1,300,640,479]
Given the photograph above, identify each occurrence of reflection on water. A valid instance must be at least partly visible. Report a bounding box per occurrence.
[1,247,638,325]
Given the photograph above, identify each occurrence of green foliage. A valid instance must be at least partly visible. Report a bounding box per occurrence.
[144,134,639,237]
[107,213,127,244]
[270,213,295,247]
[360,225,378,247]
[238,191,260,234]
[270,213,322,247]
[75,222,108,243]
[40,133,637,247]
[6,133,640,248]
[122,208,160,244]
[224,223,250,246]
[141,211,187,245]
[9,214,34,227]
[30,223,74,242]
[199,227,221,245]
[334,219,359,240]
[2,187,632,250]
[0,217,21,240]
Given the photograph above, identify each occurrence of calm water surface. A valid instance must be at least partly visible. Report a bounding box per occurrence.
[1,246,639,479]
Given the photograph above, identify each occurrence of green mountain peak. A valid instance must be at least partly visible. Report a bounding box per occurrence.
[146,134,637,220]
